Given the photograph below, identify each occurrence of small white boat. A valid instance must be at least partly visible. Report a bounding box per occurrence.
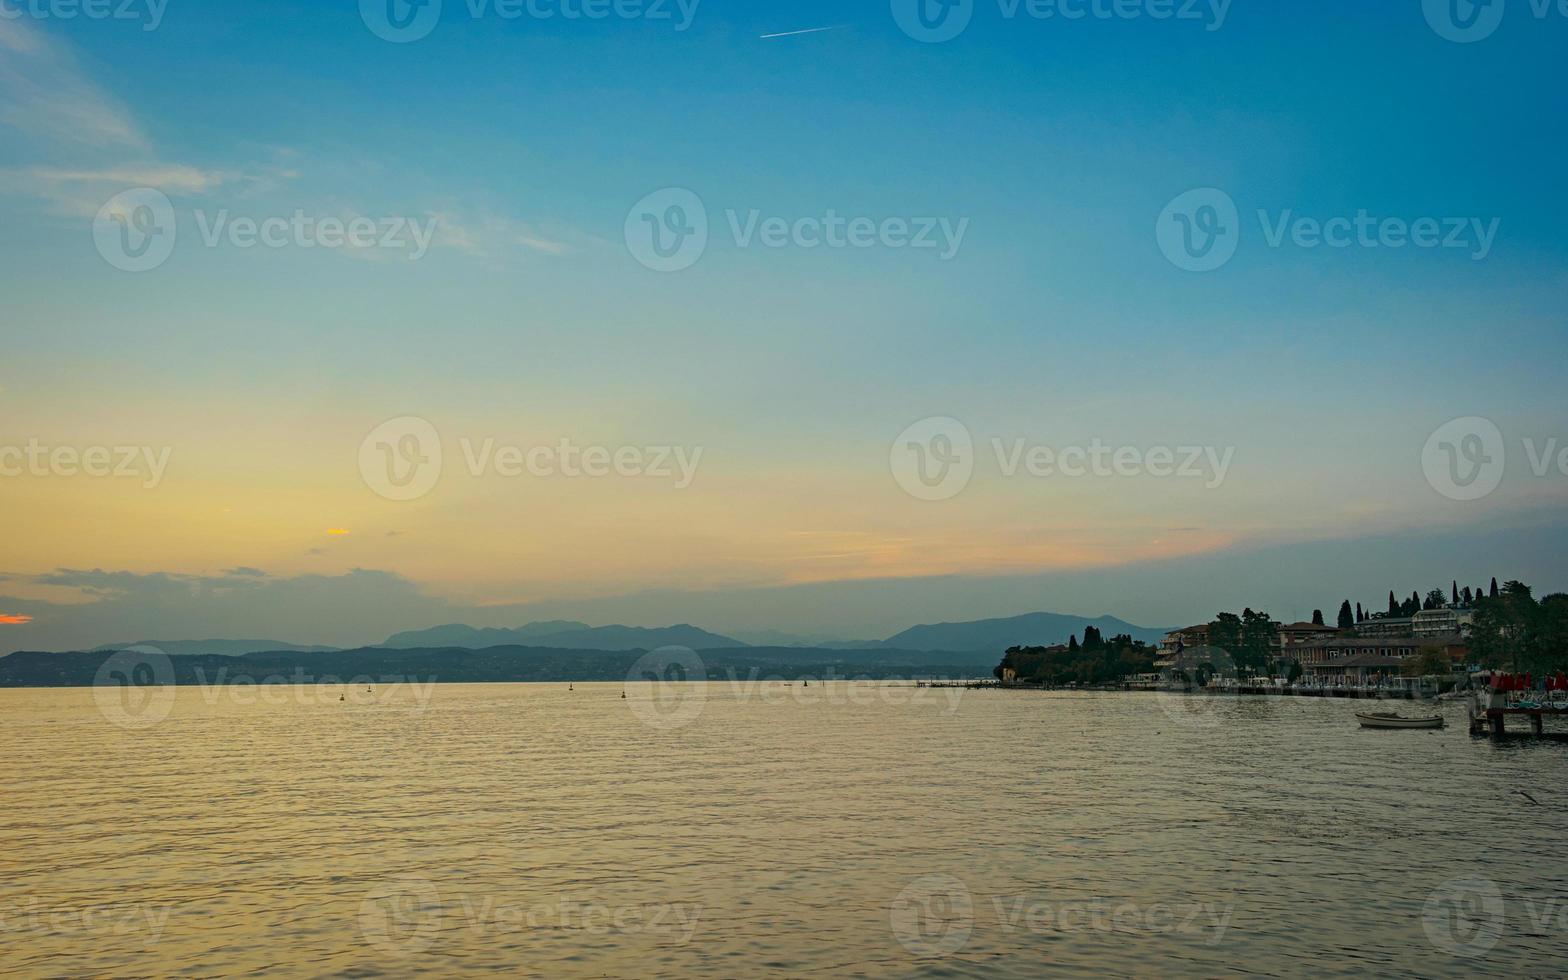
[1357,711,1444,730]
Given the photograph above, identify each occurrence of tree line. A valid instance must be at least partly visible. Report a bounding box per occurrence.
[993,628,1158,686]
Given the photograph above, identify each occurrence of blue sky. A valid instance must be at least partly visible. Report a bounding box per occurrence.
[1,1,1566,648]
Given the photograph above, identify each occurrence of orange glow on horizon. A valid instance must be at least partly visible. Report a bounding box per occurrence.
[0,614,34,625]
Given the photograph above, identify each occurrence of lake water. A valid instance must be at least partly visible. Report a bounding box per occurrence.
[3,682,1566,977]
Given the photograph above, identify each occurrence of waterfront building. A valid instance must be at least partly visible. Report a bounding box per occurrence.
[1413,606,1475,637]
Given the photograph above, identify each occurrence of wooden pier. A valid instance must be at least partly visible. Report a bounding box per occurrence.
[1466,691,1565,736]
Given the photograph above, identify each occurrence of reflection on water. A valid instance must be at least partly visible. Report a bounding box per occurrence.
[3,684,1566,977]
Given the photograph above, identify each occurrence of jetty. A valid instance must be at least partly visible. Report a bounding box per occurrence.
[1466,691,1566,736]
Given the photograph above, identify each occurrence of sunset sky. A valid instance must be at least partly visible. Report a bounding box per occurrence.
[3,2,1566,650]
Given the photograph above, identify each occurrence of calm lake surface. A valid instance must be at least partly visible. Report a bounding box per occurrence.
[3,682,1566,978]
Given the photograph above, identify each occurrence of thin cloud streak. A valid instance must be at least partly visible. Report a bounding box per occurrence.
[759,26,846,39]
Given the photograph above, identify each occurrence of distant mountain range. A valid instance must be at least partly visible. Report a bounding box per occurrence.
[26,611,1168,663]
[0,644,999,688]
[381,622,745,651]
[380,612,1167,654]
[879,612,1168,652]
[91,639,340,657]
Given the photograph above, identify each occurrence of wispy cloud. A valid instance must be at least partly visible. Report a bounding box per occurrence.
[0,19,148,150]
[427,210,581,259]
[759,26,846,39]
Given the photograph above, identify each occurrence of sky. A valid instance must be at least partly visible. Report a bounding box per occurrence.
[2,0,1566,650]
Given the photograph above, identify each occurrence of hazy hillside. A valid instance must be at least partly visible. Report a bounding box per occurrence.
[91,639,339,657]
[882,612,1168,652]
[0,644,996,687]
[382,621,590,648]
[382,622,745,651]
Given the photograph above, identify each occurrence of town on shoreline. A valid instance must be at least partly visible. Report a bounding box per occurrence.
[993,577,1568,700]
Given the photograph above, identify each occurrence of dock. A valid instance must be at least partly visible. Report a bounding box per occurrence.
[1466,690,1565,736]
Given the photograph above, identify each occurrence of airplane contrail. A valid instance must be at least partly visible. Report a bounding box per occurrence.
[759,25,846,39]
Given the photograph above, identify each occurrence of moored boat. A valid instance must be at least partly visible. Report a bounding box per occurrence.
[1356,711,1444,730]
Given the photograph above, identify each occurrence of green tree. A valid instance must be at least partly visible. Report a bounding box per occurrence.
[1468,581,1542,672]
[1426,589,1447,611]
[1312,609,1325,626]
[1337,601,1354,629]
[1403,646,1453,677]
[1208,612,1242,656]
[1238,608,1278,676]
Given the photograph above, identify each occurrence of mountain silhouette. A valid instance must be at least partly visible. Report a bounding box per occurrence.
[382,622,745,651]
